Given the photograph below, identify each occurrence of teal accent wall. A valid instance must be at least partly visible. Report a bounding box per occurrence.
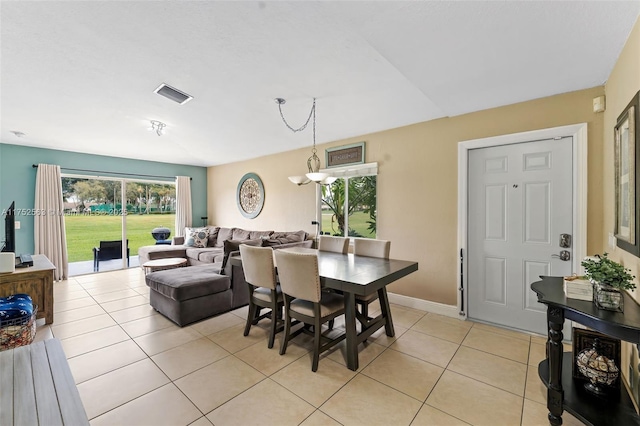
[0,144,207,255]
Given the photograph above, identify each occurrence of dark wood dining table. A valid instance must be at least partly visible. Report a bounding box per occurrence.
[236,246,418,370]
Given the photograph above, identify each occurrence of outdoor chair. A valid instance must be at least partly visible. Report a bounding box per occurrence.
[275,249,346,372]
[239,244,283,348]
[93,239,130,272]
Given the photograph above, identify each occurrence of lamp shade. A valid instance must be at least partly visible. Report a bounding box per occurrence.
[288,176,311,186]
[320,176,337,185]
[306,172,330,182]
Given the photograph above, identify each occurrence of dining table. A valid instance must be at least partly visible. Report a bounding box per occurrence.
[233,246,418,370]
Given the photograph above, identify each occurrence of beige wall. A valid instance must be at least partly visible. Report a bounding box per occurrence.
[603,17,640,281]
[602,17,640,394]
[209,85,605,306]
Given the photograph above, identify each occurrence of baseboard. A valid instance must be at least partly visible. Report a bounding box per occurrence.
[387,292,461,319]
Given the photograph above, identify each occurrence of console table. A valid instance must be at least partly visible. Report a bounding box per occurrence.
[531,277,640,426]
[0,255,55,324]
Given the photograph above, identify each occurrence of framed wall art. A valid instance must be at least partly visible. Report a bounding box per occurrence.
[325,142,365,168]
[615,91,640,256]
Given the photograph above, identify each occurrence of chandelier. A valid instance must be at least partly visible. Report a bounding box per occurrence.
[148,120,166,136]
[276,97,336,185]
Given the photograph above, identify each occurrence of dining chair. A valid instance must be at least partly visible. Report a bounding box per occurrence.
[239,244,283,349]
[318,235,349,254]
[354,239,391,323]
[274,249,346,372]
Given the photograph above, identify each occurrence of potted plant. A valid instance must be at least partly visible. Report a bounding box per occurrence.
[581,253,636,312]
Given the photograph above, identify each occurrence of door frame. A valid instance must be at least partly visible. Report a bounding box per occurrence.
[457,123,588,319]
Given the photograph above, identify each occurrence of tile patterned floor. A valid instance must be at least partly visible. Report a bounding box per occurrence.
[33,268,585,426]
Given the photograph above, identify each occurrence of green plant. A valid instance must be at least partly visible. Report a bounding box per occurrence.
[581,252,637,291]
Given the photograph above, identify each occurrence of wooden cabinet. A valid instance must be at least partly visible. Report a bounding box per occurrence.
[0,255,55,324]
[532,277,640,426]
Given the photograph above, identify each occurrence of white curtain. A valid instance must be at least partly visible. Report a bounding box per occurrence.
[34,164,68,281]
[175,176,192,237]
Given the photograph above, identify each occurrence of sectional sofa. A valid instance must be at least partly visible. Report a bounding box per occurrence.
[140,226,313,326]
[138,226,312,266]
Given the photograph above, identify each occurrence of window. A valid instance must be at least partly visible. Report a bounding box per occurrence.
[319,163,377,239]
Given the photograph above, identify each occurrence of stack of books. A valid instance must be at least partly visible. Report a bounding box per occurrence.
[564,277,593,301]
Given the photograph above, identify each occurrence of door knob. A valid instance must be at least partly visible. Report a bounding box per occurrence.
[552,250,571,261]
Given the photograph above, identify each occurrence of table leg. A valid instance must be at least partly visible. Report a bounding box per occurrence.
[344,292,358,371]
[547,306,564,426]
[378,288,395,337]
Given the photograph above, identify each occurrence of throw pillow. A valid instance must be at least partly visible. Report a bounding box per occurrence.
[184,227,209,248]
[221,238,262,271]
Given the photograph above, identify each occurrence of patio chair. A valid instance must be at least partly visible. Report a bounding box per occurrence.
[93,239,129,272]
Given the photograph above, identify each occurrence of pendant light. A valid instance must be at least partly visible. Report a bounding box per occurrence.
[276,97,336,185]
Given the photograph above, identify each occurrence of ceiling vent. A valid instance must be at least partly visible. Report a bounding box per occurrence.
[154,83,193,105]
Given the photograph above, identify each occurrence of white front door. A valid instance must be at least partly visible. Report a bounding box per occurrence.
[467,137,573,334]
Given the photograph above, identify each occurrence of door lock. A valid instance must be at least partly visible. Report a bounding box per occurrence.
[552,250,571,261]
[560,234,572,248]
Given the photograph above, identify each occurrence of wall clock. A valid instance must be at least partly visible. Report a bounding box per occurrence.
[236,173,264,219]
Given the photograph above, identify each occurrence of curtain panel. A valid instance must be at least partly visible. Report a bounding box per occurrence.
[175,176,192,237]
[34,164,68,281]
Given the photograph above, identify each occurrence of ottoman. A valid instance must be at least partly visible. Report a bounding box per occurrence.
[145,265,232,326]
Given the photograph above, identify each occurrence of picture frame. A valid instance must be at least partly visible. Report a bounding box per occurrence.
[572,327,621,388]
[615,91,640,256]
[325,142,365,168]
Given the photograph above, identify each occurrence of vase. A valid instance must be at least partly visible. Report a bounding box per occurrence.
[593,283,624,312]
[576,337,620,396]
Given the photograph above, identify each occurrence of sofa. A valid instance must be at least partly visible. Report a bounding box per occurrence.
[141,226,313,326]
[145,251,249,326]
[138,226,313,267]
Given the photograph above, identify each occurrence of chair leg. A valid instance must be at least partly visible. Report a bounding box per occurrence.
[268,303,278,349]
[244,301,257,337]
[312,316,321,372]
[361,301,369,320]
[280,305,291,356]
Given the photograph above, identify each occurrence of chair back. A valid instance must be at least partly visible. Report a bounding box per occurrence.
[239,245,277,290]
[274,250,321,302]
[318,235,349,254]
[354,239,390,259]
[98,239,128,261]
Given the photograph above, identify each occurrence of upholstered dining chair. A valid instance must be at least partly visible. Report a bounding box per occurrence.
[354,239,391,323]
[318,235,349,254]
[274,249,346,372]
[239,244,283,349]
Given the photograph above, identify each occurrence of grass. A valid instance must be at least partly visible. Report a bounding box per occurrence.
[321,210,375,238]
[65,210,374,262]
[65,214,175,262]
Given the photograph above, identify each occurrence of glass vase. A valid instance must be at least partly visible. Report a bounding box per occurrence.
[593,283,624,312]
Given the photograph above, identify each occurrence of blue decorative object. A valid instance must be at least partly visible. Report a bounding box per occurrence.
[0,294,34,324]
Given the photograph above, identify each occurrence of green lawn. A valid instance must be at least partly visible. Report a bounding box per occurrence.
[321,210,375,238]
[65,214,175,262]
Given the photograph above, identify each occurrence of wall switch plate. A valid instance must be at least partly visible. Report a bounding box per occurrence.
[609,233,617,249]
[15,221,20,230]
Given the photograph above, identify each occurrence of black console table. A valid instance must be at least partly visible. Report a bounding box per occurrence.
[531,277,640,426]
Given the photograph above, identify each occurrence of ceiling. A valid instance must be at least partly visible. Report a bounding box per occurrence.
[1,1,639,168]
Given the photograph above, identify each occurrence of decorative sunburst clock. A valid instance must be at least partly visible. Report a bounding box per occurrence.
[237,173,264,219]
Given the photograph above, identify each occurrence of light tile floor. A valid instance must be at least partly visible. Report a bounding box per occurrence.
[33,268,585,426]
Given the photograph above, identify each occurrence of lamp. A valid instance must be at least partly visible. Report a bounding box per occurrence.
[148,120,166,136]
[276,98,336,185]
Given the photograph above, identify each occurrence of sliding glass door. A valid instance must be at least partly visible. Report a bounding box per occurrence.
[125,181,176,260]
[62,176,175,276]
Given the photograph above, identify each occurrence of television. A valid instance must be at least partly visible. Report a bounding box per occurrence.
[1,201,15,253]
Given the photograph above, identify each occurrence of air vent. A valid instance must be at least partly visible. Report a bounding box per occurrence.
[154,83,193,105]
